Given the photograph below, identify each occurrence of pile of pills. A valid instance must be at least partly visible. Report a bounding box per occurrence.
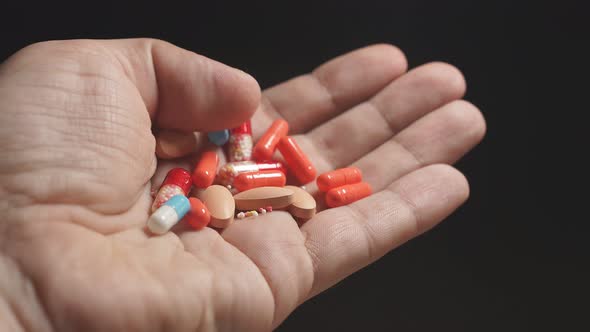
[147,119,372,235]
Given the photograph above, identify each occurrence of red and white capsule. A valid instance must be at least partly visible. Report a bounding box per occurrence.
[228,121,253,162]
[151,168,192,212]
[216,161,286,187]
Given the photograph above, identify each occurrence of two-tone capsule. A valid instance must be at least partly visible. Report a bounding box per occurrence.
[148,195,190,234]
[233,170,286,192]
[151,168,192,212]
[277,136,316,184]
[325,182,372,208]
[253,119,289,161]
[192,151,219,188]
[317,167,363,192]
[228,121,253,162]
[216,161,286,187]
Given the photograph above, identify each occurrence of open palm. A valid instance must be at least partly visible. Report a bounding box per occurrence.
[0,39,485,331]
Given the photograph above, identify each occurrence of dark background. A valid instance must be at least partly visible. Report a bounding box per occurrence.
[1,1,587,331]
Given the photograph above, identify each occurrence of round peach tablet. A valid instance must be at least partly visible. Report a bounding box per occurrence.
[200,185,235,228]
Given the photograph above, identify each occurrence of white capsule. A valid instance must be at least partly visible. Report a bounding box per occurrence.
[147,195,190,235]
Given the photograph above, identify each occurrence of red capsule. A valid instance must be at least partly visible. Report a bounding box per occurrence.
[317,167,363,192]
[277,136,316,184]
[192,151,219,188]
[216,161,286,187]
[184,197,211,230]
[151,168,192,212]
[325,182,372,208]
[253,119,289,161]
[233,170,286,192]
[230,121,252,135]
[162,168,192,193]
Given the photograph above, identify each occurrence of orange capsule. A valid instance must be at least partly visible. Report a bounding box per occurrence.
[184,197,211,230]
[192,151,219,188]
[233,170,286,192]
[325,182,372,208]
[277,136,316,184]
[253,119,289,161]
[317,167,363,192]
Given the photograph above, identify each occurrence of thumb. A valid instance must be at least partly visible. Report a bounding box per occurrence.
[105,38,260,132]
[0,38,259,218]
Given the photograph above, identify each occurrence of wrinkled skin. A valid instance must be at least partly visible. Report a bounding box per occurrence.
[0,39,485,331]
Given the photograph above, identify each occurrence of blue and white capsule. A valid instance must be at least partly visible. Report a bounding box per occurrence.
[147,195,190,235]
[207,130,230,146]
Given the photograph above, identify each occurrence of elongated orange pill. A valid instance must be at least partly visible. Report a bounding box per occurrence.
[253,119,289,161]
[233,170,286,192]
[325,182,372,208]
[184,197,211,230]
[277,136,316,184]
[317,167,363,192]
[192,151,219,188]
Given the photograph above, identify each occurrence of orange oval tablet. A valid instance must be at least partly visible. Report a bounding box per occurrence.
[192,151,219,188]
[284,185,316,219]
[184,197,211,230]
[233,186,294,211]
[253,119,289,161]
[277,136,316,184]
[233,170,286,192]
[317,167,363,192]
[325,182,372,208]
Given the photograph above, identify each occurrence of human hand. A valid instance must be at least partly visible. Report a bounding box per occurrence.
[0,39,485,331]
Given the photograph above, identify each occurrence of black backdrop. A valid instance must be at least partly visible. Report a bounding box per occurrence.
[1,1,587,331]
